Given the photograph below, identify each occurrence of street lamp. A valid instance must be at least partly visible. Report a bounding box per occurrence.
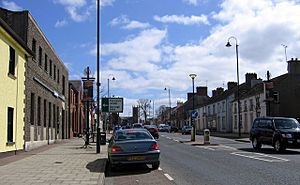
[96,0,100,153]
[107,75,115,132]
[189,73,197,142]
[164,87,171,125]
[226,36,241,137]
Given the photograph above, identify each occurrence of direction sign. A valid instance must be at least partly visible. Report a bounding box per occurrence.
[101,97,123,113]
[191,110,198,118]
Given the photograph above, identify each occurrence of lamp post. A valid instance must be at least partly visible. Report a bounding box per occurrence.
[107,75,115,132]
[164,87,171,125]
[96,0,100,153]
[189,73,197,142]
[226,36,241,137]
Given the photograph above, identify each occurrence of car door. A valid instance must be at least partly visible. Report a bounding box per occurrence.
[264,119,274,144]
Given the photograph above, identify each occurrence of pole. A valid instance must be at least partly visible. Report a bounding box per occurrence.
[236,42,241,137]
[96,0,100,153]
[191,77,195,141]
[168,88,171,124]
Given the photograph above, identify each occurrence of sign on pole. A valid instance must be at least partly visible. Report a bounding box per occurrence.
[101,97,124,113]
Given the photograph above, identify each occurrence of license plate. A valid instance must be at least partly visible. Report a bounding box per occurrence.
[128,156,145,161]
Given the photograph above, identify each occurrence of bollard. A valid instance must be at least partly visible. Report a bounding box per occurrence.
[204,129,210,144]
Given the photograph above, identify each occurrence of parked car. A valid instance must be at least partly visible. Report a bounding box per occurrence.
[250,117,300,152]
[132,123,143,128]
[170,125,179,132]
[182,125,192,135]
[159,125,170,132]
[107,129,160,170]
[113,125,122,133]
[144,125,159,139]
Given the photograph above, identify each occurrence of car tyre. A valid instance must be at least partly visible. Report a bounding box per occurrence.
[274,139,286,152]
[252,137,262,150]
[152,162,160,170]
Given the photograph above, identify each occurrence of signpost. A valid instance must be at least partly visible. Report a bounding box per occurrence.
[102,97,124,113]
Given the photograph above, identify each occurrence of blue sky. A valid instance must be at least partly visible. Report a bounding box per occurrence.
[2,0,300,117]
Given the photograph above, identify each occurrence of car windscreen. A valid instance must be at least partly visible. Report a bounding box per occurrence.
[115,130,152,141]
[274,119,300,129]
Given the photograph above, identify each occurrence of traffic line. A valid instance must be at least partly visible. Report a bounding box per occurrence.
[231,152,289,162]
[158,167,162,171]
[164,173,174,181]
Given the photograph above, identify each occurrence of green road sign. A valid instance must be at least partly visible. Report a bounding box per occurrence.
[101,97,123,113]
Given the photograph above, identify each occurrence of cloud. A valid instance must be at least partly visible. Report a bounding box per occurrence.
[100,0,115,7]
[55,19,68,28]
[182,0,204,6]
[53,0,92,22]
[110,15,150,30]
[154,14,209,25]
[1,1,23,11]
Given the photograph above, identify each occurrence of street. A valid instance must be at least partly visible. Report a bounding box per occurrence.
[105,132,300,185]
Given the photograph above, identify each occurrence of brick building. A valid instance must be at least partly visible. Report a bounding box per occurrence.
[0,8,69,150]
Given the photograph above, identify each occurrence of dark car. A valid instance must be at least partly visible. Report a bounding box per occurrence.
[107,129,160,170]
[170,125,179,132]
[132,123,143,128]
[182,125,192,135]
[250,117,300,152]
[144,125,159,139]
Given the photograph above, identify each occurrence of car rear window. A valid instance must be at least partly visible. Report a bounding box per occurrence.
[115,130,152,140]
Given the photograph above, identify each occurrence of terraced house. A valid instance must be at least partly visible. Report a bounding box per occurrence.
[0,17,32,155]
[0,8,69,151]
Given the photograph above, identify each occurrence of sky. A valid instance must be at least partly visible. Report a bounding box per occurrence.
[2,0,300,117]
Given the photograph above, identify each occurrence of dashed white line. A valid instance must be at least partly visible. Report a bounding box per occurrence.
[231,152,289,162]
[158,167,162,171]
[174,139,179,142]
[164,173,174,181]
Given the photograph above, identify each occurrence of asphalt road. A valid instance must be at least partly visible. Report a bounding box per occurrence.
[105,132,300,185]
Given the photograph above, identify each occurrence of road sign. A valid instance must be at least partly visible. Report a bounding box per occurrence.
[191,110,198,118]
[101,97,123,113]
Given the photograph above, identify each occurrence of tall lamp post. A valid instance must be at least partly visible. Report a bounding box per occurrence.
[164,87,171,124]
[226,36,241,137]
[189,73,197,142]
[107,75,115,131]
[96,0,100,153]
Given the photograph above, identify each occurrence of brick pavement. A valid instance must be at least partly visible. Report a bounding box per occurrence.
[0,138,108,185]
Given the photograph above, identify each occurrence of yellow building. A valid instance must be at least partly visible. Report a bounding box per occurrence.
[0,18,32,155]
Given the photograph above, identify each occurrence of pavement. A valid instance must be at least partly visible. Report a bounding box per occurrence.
[0,136,109,185]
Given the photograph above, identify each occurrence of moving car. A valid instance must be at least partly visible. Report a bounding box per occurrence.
[107,129,160,170]
[182,125,192,135]
[250,117,300,152]
[144,125,159,139]
[158,124,170,132]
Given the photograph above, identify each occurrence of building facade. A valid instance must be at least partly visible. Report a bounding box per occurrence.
[0,8,69,150]
[0,17,32,155]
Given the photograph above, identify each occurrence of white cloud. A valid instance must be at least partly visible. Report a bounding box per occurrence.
[110,15,150,30]
[182,0,203,6]
[154,14,209,25]
[54,0,92,22]
[55,19,68,28]
[100,0,115,7]
[1,1,23,11]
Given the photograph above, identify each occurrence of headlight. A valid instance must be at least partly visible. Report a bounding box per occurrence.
[282,133,293,138]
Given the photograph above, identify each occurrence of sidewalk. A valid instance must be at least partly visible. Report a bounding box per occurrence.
[0,138,108,185]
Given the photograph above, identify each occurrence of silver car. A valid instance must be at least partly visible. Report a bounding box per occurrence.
[107,129,160,170]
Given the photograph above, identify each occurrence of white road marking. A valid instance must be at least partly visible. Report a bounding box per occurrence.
[196,144,237,151]
[164,173,174,181]
[231,152,289,162]
[174,139,179,142]
[158,167,162,171]
[196,145,216,150]
[166,137,171,139]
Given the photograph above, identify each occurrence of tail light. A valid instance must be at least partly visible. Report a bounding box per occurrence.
[149,143,160,150]
[111,145,123,153]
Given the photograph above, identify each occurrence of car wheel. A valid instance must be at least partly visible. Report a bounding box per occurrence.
[152,162,160,169]
[274,139,286,152]
[252,137,262,150]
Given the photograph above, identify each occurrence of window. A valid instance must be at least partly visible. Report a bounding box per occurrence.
[57,69,60,84]
[53,104,56,128]
[32,38,36,59]
[7,107,14,143]
[38,96,41,126]
[54,64,56,80]
[30,93,35,125]
[44,99,47,127]
[44,54,48,72]
[57,106,59,133]
[62,75,65,95]
[38,47,42,66]
[9,46,16,76]
[49,60,52,76]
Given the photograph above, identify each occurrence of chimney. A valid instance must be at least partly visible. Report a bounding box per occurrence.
[212,90,217,97]
[196,86,208,96]
[227,82,237,90]
[245,73,257,87]
[187,92,193,100]
[212,87,224,97]
[288,58,300,75]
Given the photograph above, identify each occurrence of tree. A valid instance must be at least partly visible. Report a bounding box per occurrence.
[137,99,152,123]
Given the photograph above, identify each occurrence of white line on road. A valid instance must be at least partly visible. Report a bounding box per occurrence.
[158,167,162,171]
[195,145,216,151]
[231,152,289,162]
[164,173,174,181]
[174,139,179,142]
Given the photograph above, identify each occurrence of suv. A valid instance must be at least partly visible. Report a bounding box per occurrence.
[250,117,300,152]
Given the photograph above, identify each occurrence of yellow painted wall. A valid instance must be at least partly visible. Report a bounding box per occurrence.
[0,26,28,153]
